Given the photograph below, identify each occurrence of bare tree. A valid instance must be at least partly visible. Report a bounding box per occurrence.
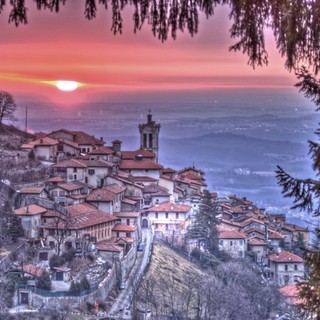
[0,91,17,125]
[46,214,75,256]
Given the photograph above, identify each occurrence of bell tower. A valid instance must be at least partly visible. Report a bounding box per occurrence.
[138,110,161,162]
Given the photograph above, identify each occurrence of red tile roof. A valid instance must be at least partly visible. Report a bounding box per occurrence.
[247,238,267,246]
[46,176,66,183]
[65,203,97,217]
[268,229,285,239]
[120,159,163,170]
[54,159,87,168]
[86,184,126,202]
[30,137,59,146]
[72,131,104,146]
[47,210,117,230]
[19,264,45,278]
[58,138,79,149]
[19,186,45,194]
[104,184,126,194]
[182,172,203,181]
[146,202,191,213]
[121,149,155,160]
[96,241,124,252]
[90,146,115,155]
[14,204,47,216]
[54,158,113,168]
[115,211,140,218]
[112,224,136,232]
[282,223,309,232]
[218,228,246,239]
[269,250,304,263]
[178,167,205,175]
[279,284,305,305]
[75,211,118,229]
[54,182,82,192]
[163,167,177,173]
[160,174,174,181]
[132,176,158,183]
[122,198,137,205]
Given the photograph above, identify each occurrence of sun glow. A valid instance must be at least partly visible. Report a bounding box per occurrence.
[56,80,79,91]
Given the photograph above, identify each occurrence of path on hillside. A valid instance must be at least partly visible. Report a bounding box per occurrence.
[105,228,153,319]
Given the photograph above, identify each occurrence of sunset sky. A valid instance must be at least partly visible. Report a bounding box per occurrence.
[0,2,299,106]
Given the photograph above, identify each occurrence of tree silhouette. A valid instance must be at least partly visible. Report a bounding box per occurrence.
[1,1,320,73]
[0,91,17,125]
[186,189,220,254]
[276,67,320,318]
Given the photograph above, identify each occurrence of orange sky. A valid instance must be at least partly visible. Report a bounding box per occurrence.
[0,2,298,105]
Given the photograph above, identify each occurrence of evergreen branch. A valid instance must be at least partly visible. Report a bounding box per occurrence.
[276,165,320,214]
[308,139,320,174]
[295,66,320,109]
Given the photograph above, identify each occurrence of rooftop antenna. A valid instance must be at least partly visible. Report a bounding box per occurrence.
[25,105,28,133]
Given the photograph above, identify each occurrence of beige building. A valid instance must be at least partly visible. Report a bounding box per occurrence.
[268,250,305,286]
[218,228,247,258]
[14,204,47,239]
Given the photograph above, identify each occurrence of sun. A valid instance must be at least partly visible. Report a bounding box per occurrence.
[56,80,79,92]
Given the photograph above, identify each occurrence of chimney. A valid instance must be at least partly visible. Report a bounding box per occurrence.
[100,137,103,141]
[112,140,122,152]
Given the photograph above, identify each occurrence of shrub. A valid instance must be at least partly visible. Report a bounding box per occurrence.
[86,253,95,262]
[80,276,90,290]
[37,272,51,291]
[49,254,65,269]
[61,247,75,262]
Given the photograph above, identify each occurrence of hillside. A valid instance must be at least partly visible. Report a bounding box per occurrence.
[135,241,284,320]
[134,240,205,319]
[0,123,34,149]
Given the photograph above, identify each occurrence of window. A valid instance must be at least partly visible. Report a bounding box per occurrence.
[294,264,298,271]
[73,174,77,181]
[126,232,130,237]
[285,264,288,271]
[219,240,223,246]
[126,219,130,225]
[165,212,169,219]
[73,168,77,173]
[230,241,233,246]
[155,212,158,219]
[88,169,95,175]
[52,191,58,196]
[165,224,169,230]
[175,212,179,219]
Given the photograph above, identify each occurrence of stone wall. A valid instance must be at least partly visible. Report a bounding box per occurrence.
[25,264,116,310]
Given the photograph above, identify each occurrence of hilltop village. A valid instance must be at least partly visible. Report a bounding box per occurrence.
[0,112,308,318]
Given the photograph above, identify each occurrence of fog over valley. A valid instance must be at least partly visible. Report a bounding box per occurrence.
[16,88,318,221]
